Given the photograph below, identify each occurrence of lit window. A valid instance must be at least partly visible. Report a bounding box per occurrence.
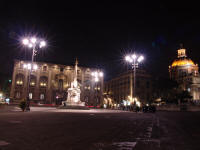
[30,82,35,86]
[29,93,32,99]
[85,86,90,90]
[40,94,45,100]
[40,82,47,87]
[16,80,23,85]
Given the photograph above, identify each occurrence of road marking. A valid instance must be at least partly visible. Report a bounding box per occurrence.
[0,141,10,146]
[112,142,137,150]
[145,126,153,138]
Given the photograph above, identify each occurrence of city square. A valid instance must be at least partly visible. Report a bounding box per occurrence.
[0,106,200,150]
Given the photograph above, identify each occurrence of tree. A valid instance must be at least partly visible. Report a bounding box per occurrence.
[19,100,26,112]
[176,90,192,104]
[152,77,179,104]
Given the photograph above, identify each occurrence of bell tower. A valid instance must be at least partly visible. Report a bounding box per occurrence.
[177,44,186,58]
[178,49,186,58]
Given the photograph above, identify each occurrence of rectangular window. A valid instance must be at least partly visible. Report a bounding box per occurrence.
[16,92,20,98]
[60,68,64,72]
[43,66,47,71]
[29,93,32,99]
[40,94,45,100]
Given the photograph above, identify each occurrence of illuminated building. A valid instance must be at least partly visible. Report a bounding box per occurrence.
[169,48,200,102]
[104,69,152,104]
[10,60,103,106]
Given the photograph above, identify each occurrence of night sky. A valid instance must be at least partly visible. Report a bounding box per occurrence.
[0,1,200,80]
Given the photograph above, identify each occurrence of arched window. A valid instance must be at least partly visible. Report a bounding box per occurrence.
[43,66,47,71]
[59,79,63,91]
[30,75,36,87]
[15,74,24,86]
[40,76,48,87]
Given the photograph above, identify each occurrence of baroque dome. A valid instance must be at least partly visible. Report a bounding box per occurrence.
[171,58,195,67]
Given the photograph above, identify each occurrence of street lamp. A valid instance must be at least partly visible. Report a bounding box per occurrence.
[22,37,46,111]
[91,71,103,107]
[125,53,144,102]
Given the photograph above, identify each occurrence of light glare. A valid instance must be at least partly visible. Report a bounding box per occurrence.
[125,55,134,63]
[125,56,131,61]
[99,72,103,77]
[33,64,38,70]
[94,72,98,77]
[23,64,27,68]
[95,77,99,82]
[22,39,29,45]
[40,41,46,48]
[137,56,144,62]
[31,37,37,43]
[132,54,137,59]
[27,64,31,70]
[28,43,33,48]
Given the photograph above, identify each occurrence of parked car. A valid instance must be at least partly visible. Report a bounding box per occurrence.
[142,105,156,113]
[0,100,7,105]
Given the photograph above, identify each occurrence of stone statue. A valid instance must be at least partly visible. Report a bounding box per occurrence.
[62,59,85,107]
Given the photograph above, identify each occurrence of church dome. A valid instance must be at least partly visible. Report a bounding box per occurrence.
[171,58,195,67]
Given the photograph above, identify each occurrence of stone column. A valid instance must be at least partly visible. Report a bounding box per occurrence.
[35,68,40,102]
[100,77,104,106]
[47,68,52,104]
[81,69,85,102]
[22,69,28,100]
[10,62,17,100]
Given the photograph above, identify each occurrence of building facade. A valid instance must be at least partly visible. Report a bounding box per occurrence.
[10,60,104,106]
[104,69,152,104]
[169,48,200,102]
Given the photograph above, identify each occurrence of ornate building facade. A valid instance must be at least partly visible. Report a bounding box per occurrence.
[104,69,152,104]
[10,60,104,106]
[169,48,200,101]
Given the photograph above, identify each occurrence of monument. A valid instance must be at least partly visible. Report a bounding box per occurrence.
[59,59,89,109]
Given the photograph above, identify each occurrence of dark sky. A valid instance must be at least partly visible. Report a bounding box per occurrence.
[0,1,200,80]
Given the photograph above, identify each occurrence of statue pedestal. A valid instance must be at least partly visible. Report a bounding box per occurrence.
[64,101,85,106]
[58,85,89,110]
[58,101,89,110]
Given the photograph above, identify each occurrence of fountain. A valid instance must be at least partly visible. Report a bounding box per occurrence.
[59,59,89,109]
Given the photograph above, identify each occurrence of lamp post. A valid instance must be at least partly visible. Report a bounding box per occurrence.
[91,71,103,107]
[125,54,144,102]
[22,37,46,111]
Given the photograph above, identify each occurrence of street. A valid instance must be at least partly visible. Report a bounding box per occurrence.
[0,106,200,150]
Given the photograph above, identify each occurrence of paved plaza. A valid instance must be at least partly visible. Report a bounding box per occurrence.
[0,106,200,150]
